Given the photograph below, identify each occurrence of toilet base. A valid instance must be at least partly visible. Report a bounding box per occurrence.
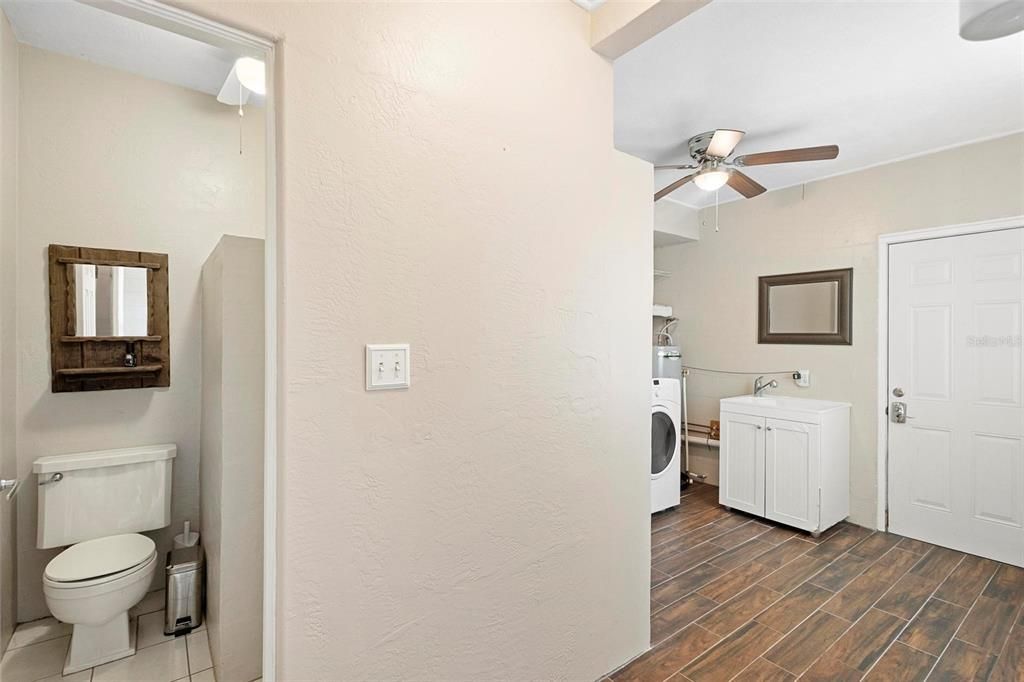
[63,612,135,675]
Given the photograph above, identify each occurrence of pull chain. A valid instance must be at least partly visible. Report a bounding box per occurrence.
[238,81,244,155]
[714,189,720,232]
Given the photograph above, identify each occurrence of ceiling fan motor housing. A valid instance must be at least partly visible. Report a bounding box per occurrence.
[687,131,720,160]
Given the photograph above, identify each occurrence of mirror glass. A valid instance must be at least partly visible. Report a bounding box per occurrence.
[72,264,149,337]
[768,281,839,334]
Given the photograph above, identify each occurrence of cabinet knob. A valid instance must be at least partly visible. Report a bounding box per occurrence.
[756,425,763,430]
[766,426,773,431]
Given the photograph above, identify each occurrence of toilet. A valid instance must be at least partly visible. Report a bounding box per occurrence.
[34,444,176,674]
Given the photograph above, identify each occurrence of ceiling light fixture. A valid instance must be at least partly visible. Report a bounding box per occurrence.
[234,57,266,95]
[692,166,730,192]
[960,0,1024,40]
[216,58,266,156]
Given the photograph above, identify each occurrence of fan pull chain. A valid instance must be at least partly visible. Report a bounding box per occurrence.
[714,189,720,232]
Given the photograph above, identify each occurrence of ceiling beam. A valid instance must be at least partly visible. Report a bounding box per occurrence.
[590,0,712,60]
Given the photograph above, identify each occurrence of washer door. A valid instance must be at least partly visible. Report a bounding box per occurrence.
[651,405,678,477]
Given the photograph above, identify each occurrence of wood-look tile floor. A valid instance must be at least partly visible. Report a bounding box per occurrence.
[607,483,1024,682]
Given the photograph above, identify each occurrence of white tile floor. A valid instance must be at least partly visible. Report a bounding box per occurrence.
[0,590,213,682]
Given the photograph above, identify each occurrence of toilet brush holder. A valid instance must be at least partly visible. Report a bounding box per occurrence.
[173,520,200,549]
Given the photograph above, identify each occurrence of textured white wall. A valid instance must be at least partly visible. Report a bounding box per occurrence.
[177,2,653,679]
[15,47,264,620]
[201,235,264,682]
[0,8,19,654]
[655,133,1024,526]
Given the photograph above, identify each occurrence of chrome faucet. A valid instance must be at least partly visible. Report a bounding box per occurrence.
[753,375,778,397]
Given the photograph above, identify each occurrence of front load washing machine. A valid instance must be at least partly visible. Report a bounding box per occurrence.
[651,378,681,513]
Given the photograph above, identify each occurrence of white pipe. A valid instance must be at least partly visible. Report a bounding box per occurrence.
[685,434,720,449]
[681,369,691,482]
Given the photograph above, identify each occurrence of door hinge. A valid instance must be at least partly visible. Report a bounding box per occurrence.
[885,508,890,530]
[884,405,889,416]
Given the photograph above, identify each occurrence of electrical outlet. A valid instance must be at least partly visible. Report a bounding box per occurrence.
[366,344,410,390]
[794,369,811,387]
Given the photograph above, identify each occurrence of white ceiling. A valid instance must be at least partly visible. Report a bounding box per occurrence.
[0,0,251,99]
[615,1,1024,208]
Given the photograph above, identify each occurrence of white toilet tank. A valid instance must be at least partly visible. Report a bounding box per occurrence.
[34,444,176,549]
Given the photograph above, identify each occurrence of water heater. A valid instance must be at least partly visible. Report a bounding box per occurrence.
[653,345,682,379]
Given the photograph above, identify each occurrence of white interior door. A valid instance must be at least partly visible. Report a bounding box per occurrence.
[719,411,765,516]
[765,418,820,532]
[888,227,1024,567]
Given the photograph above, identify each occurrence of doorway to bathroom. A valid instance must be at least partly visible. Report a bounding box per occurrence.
[0,1,278,680]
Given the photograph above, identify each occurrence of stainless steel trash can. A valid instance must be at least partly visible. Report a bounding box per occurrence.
[164,545,203,635]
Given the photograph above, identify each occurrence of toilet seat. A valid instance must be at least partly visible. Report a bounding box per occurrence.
[45,533,156,587]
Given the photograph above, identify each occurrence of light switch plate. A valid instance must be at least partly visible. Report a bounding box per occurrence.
[366,344,410,390]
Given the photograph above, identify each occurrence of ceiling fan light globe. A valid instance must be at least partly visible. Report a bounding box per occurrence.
[693,168,730,192]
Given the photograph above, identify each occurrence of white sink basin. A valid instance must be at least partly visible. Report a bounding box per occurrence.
[721,394,851,418]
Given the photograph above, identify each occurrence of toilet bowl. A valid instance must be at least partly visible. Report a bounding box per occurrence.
[42,533,158,674]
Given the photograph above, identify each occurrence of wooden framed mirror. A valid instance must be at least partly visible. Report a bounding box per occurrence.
[48,244,170,392]
[758,268,852,345]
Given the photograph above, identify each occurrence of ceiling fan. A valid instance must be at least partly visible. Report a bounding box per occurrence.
[654,130,839,202]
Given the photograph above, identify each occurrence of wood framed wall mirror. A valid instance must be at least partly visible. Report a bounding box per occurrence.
[758,268,852,345]
[48,244,170,392]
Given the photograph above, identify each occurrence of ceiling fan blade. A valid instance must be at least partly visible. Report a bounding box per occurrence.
[727,170,767,199]
[706,129,745,158]
[733,145,839,167]
[654,164,698,171]
[654,173,696,201]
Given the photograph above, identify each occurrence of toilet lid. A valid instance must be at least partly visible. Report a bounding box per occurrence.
[45,533,155,583]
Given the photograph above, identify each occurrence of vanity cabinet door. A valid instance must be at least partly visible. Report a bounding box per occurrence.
[719,412,766,516]
[764,418,820,532]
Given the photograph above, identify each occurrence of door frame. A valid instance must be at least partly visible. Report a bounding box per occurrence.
[875,215,1024,531]
[82,1,280,678]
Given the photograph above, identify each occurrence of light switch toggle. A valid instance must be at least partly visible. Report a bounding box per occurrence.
[366,344,410,390]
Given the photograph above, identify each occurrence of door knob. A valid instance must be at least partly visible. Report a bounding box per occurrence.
[891,402,907,424]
